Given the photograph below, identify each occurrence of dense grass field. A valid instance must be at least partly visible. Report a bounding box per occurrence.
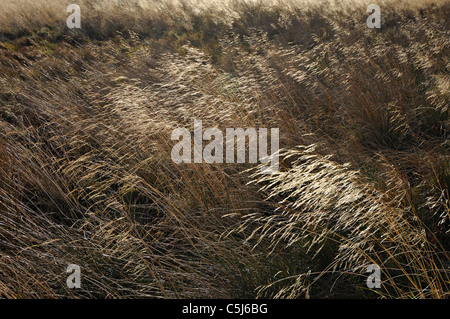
[0,0,448,298]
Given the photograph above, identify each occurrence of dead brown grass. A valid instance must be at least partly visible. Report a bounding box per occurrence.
[0,0,448,298]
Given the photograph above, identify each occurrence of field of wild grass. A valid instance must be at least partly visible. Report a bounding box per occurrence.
[0,0,448,298]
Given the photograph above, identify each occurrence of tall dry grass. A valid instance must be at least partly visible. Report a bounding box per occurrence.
[0,0,448,298]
